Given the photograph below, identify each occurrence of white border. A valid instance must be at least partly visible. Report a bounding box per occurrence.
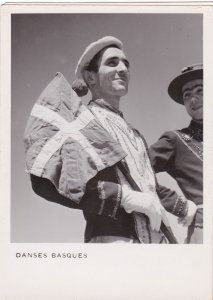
[0,3,212,299]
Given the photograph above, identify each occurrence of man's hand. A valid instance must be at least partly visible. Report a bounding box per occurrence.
[178,200,197,226]
[121,186,169,232]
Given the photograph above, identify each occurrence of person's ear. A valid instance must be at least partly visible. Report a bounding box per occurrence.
[83,70,97,86]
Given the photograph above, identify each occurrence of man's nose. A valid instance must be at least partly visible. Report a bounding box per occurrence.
[117,61,128,73]
[190,96,199,104]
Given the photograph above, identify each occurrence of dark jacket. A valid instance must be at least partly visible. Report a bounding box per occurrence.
[149,121,203,228]
[31,165,137,242]
[31,159,184,243]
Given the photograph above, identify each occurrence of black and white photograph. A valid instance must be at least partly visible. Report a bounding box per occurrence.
[0,3,212,300]
[11,11,203,244]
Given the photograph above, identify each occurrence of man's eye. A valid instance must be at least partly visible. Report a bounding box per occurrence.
[107,60,117,66]
[124,61,130,69]
[196,88,203,95]
[183,92,190,99]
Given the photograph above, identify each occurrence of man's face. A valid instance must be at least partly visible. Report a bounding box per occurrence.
[93,47,130,99]
[182,79,203,123]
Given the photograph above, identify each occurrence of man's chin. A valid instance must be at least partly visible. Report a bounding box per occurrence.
[114,87,128,96]
[190,109,203,124]
[193,116,203,124]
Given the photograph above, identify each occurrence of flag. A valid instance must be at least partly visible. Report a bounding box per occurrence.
[24,72,126,203]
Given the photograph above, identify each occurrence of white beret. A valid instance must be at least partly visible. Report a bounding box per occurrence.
[75,36,123,79]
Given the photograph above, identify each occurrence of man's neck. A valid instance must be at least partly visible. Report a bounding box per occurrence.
[193,119,203,126]
[92,93,121,110]
[103,97,120,110]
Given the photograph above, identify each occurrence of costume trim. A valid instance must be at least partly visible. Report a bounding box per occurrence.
[111,184,122,219]
[97,181,122,219]
[97,181,106,215]
[197,204,203,209]
[173,130,203,162]
[171,197,179,215]
[172,195,188,217]
[194,225,203,229]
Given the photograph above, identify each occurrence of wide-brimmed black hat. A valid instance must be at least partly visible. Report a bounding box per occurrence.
[168,63,203,105]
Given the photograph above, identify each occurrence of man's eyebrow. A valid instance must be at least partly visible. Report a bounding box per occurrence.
[106,56,118,61]
[183,84,203,92]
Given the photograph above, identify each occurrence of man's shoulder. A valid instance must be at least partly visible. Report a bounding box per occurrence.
[159,130,179,140]
[178,126,190,134]
[160,128,195,149]
[154,130,187,148]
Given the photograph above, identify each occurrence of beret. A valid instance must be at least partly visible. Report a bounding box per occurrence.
[168,63,203,105]
[75,36,123,79]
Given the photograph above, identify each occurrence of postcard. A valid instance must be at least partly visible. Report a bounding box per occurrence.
[0,3,212,299]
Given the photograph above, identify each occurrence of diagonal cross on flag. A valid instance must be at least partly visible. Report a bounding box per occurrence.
[24,73,126,203]
[30,103,107,176]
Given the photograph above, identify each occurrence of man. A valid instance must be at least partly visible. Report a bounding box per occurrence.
[149,64,203,243]
[26,36,171,243]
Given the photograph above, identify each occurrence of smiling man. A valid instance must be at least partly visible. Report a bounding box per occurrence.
[73,36,170,243]
[29,36,173,243]
[83,46,130,108]
[149,64,203,243]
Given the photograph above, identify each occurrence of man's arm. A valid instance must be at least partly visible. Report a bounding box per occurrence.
[149,131,175,173]
[31,165,123,220]
[31,163,167,232]
[157,184,188,218]
[157,183,198,227]
[149,132,188,218]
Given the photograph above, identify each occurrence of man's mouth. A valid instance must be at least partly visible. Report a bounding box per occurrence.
[191,105,202,111]
[114,77,127,83]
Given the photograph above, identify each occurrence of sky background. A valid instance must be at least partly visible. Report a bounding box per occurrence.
[11,13,203,243]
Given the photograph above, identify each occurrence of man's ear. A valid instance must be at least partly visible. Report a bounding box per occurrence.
[83,70,97,86]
